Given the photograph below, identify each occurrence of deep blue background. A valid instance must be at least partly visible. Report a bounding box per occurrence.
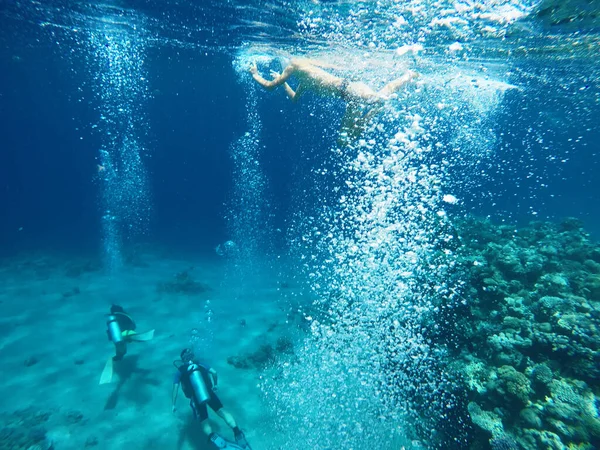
[0,28,343,258]
[0,44,241,256]
[0,18,598,259]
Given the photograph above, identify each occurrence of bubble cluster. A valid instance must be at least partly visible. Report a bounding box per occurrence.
[264,107,473,448]
[254,4,529,448]
[226,61,274,277]
[87,27,152,270]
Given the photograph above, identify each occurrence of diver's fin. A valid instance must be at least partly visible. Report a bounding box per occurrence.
[124,329,155,342]
[235,430,252,450]
[99,356,114,385]
[209,433,245,450]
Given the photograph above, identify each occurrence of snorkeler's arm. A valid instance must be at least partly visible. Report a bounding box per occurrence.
[250,62,296,90]
[268,69,302,102]
[378,70,419,98]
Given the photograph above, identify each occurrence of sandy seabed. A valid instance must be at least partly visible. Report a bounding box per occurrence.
[0,249,310,450]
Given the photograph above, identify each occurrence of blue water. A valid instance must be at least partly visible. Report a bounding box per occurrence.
[1,1,599,449]
[1,2,599,256]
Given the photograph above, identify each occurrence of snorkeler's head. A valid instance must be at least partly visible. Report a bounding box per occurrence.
[180,348,195,363]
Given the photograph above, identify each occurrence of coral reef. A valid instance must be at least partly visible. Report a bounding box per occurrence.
[453,217,600,449]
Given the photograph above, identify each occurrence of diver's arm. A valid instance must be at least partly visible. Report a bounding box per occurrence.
[172,383,179,412]
[250,62,295,90]
[209,368,218,389]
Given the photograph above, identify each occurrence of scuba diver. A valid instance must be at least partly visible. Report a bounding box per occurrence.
[172,348,251,450]
[99,304,155,385]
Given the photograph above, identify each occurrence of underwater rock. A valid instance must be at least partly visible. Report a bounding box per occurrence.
[64,410,84,425]
[228,335,296,370]
[61,286,80,298]
[215,240,238,258]
[530,363,553,386]
[227,355,250,369]
[228,344,275,370]
[523,429,566,449]
[490,435,519,450]
[494,243,524,277]
[0,409,53,450]
[496,366,531,404]
[533,295,574,319]
[275,336,294,354]
[156,270,210,295]
[464,360,491,394]
[559,217,584,232]
[534,273,571,296]
[24,356,39,367]
[467,402,504,437]
[64,259,101,278]
[584,274,600,299]
[248,344,275,367]
[520,407,543,429]
[84,435,99,447]
[583,259,600,274]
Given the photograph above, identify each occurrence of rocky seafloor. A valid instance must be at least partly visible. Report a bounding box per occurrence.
[453,217,600,450]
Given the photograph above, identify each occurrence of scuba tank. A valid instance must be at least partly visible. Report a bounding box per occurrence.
[106,314,123,343]
[187,363,211,405]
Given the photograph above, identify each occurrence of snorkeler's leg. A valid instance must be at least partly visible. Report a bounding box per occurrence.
[377,70,418,98]
[338,102,371,146]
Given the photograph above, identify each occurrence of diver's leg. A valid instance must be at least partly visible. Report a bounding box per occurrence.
[377,70,417,98]
[207,393,229,424]
[190,399,211,433]
[197,401,223,447]
[201,419,213,436]
[216,408,248,448]
[215,408,237,429]
[113,341,127,361]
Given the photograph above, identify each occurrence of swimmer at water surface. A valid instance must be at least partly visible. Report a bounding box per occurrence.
[249,57,417,144]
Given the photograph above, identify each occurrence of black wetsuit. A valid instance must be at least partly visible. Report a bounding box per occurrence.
[175,361,223,422]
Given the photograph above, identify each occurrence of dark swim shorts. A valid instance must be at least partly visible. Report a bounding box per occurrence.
[190,391,224,422]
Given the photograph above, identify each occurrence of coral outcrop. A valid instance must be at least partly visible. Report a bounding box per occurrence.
[454,217,600,449]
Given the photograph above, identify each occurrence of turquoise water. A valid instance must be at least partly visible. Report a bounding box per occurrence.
[0,1,599,449]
